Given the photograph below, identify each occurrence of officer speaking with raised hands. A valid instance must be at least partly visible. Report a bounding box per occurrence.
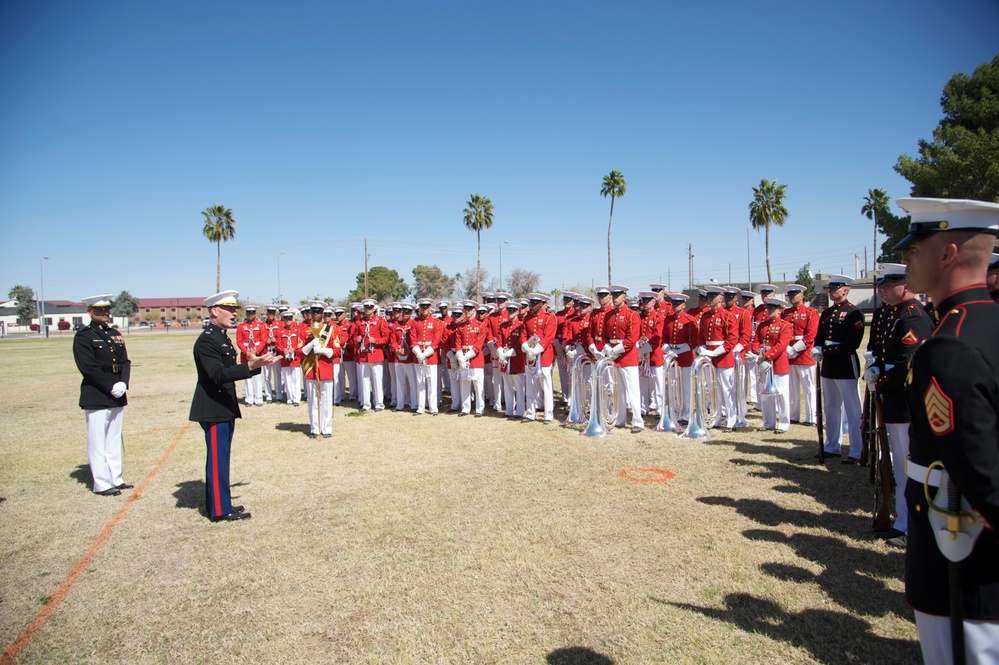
[896,198,999,664]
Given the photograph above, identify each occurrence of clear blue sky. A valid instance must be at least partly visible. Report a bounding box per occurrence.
[2,0,997,304]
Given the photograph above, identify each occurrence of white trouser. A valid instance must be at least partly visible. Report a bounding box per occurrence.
[556,352,569,403]
[491,360,504,410]
[788,364,817,423]
[387,363,398,406]
[914,610,999,665]
[745,354,758,402]
[761,373,790,431]
[85,407,124,493]
[482,361,493,404]
[709,366,736,429]
[360,361,384,410]
[261,363,278,401]
[459,366,485,415]
[821,377,863,456]
[679,365,692,420]
[413,363,438,414]
[886,422,910,533]
[305,379,335,435]
[640,364,664,415]
[504,373,526,417]
[282,366,301,405]
[395,363,415,410]
[243,373,263,405]
[335,362,346,404]
[614,365,643,428]
[441,360,451,394]
[340,360,356,401]
[524,365,553,421]
[354,361,364,402]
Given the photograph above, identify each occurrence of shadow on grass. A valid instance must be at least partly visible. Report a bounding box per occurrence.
[546,646,614,664]
[275,421,312,434]
[173,480,251,517]
[70,464,92,488]
[656,592,921,664]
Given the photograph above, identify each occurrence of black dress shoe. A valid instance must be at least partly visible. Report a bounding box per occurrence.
[95,488,121,496]
[756,427,772,432]
[816,452,840,459]
[875,528,905,540]
[309,434,318,439]
[231,505,245,513]
[323,434,332,439]
[115,483,134,490]
[211,512,251,522]
[841,457,860,465]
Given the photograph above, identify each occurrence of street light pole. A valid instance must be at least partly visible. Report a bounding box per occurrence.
[39,256,49,337]
[277,251,286,304]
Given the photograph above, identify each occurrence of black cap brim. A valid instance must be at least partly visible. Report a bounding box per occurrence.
[893,231,933,251]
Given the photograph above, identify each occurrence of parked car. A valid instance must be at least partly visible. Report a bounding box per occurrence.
[162,321,172,327]
[138,321,150,328]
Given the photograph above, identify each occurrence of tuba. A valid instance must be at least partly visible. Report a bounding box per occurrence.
[565,353,592,425]
[681,356,715,439]
[582,356,618,437]
[654,354,682,433]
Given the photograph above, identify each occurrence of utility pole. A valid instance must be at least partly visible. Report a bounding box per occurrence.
[687,243,693,289]
[746,227,752,291]
[364,238,369,299]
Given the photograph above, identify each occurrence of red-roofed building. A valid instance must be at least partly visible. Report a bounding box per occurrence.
[136,297,207,326]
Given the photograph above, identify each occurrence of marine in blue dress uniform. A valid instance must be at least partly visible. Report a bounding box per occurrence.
[895,198,999,664]
[189,290,279,522]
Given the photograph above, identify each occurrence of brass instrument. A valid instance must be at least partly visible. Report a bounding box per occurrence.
[654,354,681,433]
[681,356,715,439]
[733,353,750,429]
[638,335,652,378]
[565,353,592,425]
[362,321,374,353]
[526,334,542,377]
[582,356,618,437]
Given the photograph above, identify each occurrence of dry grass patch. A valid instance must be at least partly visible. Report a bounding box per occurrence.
[0,333,919,664]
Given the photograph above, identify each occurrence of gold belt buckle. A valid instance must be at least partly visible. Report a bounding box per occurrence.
[112,363,120,373]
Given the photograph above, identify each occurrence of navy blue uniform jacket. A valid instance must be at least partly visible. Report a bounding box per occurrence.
[189,323,258,423]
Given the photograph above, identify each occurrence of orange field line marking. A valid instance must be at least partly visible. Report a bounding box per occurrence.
[537,425,675,483]
[0,423,192,665]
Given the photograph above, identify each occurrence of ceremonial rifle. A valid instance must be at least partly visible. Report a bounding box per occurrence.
[860,385,872,468]
[871,397,894,533]
[815,357,825,463]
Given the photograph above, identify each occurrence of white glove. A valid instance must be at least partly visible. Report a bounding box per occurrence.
[733,343,744,353]
[301,340,315,355]
[609,343,625,359]
[506,347,517,358]
[863,366,880,385]
[639,342,652,356]
[446,350,456,365]
[862,351,876,372]
[565,347,577,361]
[521,342,531,354]
[661,343,672,354]
[744,352,758,362]
[111,382,127,398]
[588,343,603,358]
[810,347,823,362]
[319,347,333,359]
[758,360,772,374]
[526,350,537,363]
[708,346,726,358]
[790,340,807,355]
[486,340,497,354]
[465,349,476,360]
[673,343,691,355]
[456,350,467,364]
[696,345,710,357]
[786,348,799,360]
[531,344,544,356]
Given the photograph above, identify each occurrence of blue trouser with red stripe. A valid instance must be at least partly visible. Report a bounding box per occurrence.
[202,420,234,518]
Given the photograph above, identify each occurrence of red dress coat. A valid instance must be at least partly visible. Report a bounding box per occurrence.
[409,314,443,365]
[498,318,527,375]
[752,317,793,375]
[235,320,268,363]
[276,322,302,368]
[639,309,664,367]
[355,315,389,363]
[662,311,696,368]
[303,322,341,380]
[521,309,557,367]
[603,306,642,368]
[453,318,487,368]
[695,307,738,369]
[781,304,819,366]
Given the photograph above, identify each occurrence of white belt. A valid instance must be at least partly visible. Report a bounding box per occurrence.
[706,340,724,346]
[610,338,622,344]
[906,458,942,488]
[792,335,804,341]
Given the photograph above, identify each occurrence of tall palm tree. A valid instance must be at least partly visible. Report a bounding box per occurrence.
[861,188,890,274]
[748,179,789,284]
[462,194,494,299]
[202,204,237,292]
[600,170,627,284]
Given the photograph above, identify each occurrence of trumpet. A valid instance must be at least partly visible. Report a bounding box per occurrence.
[362,321,374,353]
[398,329,410,360]
[681,356,715,439]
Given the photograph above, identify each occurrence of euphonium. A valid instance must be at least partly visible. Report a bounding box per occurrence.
[582,356,617,437]
[654,354,681,433]
[681,356,714,439]
[565,353,592,425]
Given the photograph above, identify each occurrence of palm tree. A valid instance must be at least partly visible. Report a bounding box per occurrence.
[202,204,236,292]
[748,179,789,284]
[600,170,627,284]
[861,188,890,274]
[462,194,494,299]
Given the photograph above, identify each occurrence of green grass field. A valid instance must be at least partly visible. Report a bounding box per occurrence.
[0,333,919,664]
